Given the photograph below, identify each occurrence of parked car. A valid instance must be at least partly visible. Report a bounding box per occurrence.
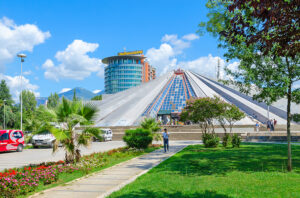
[103,128,113,141]
[0,130,24,152]
[31,131,56,148]
[93,128,113,142]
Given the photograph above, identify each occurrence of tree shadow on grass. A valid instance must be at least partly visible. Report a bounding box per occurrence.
[150,143,300,176]
[113,189,231,198]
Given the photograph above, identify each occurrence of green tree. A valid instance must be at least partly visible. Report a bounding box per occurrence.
[72,89,77,101]
[24,105,56,132]
[140,118,161,141]
[0,80,15,128]
[47,92,59,108]
[0,104,16,129]
[91,95,102,101]
[20,90,37,130]
[181,97,224,133]
[200,0,300,171]
[49,97,102,163]
[0,80,13,106]
[223,103,245,133]
[20,90,36,118]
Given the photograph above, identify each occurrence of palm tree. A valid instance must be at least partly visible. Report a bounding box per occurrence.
[50,97,102,163]
[140,118,161,141]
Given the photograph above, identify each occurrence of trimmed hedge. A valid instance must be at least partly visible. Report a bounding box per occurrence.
[202,133,219,148]
[123,128,153,149]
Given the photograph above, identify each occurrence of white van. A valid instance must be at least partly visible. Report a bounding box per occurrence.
[93,128,113,142]
[102,128,113,141]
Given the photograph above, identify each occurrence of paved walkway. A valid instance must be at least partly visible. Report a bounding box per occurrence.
[0,141,126,171]
[30,140,200,198]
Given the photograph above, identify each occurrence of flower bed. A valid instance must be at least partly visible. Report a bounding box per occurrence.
[0,160,78,198]
[0,145,161,198]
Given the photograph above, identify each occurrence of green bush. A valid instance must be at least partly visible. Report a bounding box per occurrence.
[123,128,153,149]
[222,133,231,148]
[232,134,241,148]
[202,133,219,148]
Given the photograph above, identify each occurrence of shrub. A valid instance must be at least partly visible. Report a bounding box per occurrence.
[123,128,153,149]
[202,133,219,148]
[232,134,241,148]
[222,133,232,148]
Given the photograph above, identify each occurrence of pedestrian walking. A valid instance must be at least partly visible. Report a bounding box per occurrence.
[267,120,271,132]
[162,128,169,152]
[274,119,277,130]
[255,122,260,132]
[271,119,275,131]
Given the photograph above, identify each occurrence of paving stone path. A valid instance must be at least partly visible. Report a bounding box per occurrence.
[30,141,200,198]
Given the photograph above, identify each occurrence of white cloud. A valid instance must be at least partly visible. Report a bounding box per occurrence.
[0,73,39,101]
[161,34,191,54]
[23,70,32,76]
[0,17,50,71]
[96,67,104,78]
[146,33,200,75]
[42,59,54,69]
[294,82,300,89]
[146,33,239,79]
[182,33,199,41]
[59,88,71,94]
[93,89,102,94]
[179,54,239,79]
[42,40,104,81]
[146,43,177,74]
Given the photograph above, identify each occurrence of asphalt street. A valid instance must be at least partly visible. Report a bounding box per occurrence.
[0,141,126,171]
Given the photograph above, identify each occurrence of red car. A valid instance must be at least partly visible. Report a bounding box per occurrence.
[0,130,24,152]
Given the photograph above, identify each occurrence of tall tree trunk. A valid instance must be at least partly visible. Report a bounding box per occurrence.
[287,84,292,171]
[286,56,292,172]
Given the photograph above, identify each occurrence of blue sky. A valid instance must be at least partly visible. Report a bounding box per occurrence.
[0,0,230,100]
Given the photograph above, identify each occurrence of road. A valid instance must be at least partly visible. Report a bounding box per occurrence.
[0,141,125,171]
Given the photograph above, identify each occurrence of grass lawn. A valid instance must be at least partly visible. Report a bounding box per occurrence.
[109,143,300,198]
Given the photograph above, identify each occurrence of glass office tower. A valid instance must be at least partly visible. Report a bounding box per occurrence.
[103,55,145,94]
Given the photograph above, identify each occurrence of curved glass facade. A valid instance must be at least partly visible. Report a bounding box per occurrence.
[104,57,144,94]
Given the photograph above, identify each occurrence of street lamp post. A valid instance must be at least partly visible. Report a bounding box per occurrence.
[3,99,6,129]
[17,54,26,131]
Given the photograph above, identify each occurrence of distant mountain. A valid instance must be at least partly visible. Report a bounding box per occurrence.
[36,87,104,106]
[95,90,105,95]
[58,87,99,100]
[36,97,47,106]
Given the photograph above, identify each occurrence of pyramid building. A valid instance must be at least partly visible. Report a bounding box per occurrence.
[94,69,289,126]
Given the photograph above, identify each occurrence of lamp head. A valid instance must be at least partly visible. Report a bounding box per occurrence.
[17,54,26,62]
[17,54,27,58]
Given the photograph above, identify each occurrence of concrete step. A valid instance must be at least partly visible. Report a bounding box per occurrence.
[112,132,300,141]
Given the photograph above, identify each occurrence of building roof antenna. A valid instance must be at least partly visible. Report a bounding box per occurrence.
[217,58,220,80]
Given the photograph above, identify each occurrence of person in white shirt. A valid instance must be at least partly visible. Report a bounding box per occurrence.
[255,122,260,132]
[162,128,169,152]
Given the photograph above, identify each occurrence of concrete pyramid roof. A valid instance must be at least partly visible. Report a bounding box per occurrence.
[93,70,289,126]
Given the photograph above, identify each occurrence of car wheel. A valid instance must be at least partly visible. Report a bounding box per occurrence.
[33,145,39,148]
[16,144,23,152]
